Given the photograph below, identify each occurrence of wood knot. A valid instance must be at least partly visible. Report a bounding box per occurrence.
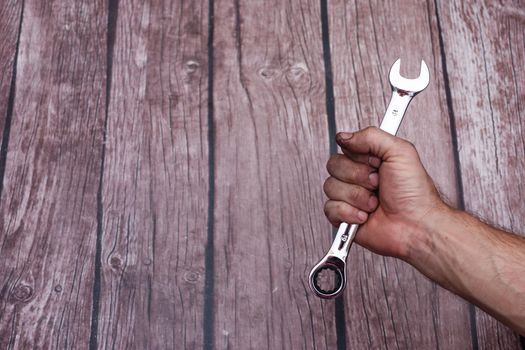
[110,256,122,269]
[12,284,33,302]
[185,60,200,73]
[54,285,62,293]
[287,62,309,81]
[258,66,279,80]
[143,258,152,266]
[183,270,201,284]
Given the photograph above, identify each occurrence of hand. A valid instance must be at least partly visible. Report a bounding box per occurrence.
[323,127,525,333]
[323,126,445,259]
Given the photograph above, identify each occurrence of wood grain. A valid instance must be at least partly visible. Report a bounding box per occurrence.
[0,0,107,348]
[0,0,23,165]
[0,0,522,347]
[328,0,473,348]
[437,0,525,347]
[96,0,210,348]
[211,0,337,348]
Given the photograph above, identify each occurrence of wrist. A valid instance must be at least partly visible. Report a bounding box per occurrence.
[401,203,474,293]
[401,201,456,266]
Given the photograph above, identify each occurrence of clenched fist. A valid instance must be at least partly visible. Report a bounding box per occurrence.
[323,126,444,259]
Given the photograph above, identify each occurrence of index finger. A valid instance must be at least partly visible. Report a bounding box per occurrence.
[336,132,382,168]
[335,127,397,158]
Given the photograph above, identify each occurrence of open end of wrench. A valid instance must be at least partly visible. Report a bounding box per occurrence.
[389,59,430,94]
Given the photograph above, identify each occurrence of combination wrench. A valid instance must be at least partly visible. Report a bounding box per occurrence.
[309,59,430,299]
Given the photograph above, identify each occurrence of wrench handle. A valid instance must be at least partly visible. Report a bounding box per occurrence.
[380,90,415,136]
[337,90,414,239]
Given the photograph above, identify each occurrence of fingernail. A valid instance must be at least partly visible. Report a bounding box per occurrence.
[357,211,368,221]
[368,196,378,210]
[336,132,353,142]
[368,172,379,187]
[368,156,381,168]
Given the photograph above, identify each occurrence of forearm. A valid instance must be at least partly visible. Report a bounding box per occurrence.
[406,205,525,334]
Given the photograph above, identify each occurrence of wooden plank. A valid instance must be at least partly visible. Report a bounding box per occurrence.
[0,0,23,157]
[212,0,337,348]
[0,0,107,348]
[328,0,473,348]
[96,0,210,348]
[437,0,525,347]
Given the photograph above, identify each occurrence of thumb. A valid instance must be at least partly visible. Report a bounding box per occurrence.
[336,126,402,160]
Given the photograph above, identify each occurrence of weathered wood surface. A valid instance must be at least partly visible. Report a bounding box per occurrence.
[212,0,337,348]
[0,0,523,349]
[437,0,525,348]
[97,0,210,349]
[0,0,23,178]
[0,0,106,348]
[328,0,473,348]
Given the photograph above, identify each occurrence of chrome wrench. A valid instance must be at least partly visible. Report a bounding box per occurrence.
[309,59,430,299]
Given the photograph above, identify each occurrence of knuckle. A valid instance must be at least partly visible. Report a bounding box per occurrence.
[400,140,417,154]
[326,155,337,173]
[324,201,340,225]
[323,201,332,215]
[405,140,416,150]
[363,126,378,136]
[323,178,332,195]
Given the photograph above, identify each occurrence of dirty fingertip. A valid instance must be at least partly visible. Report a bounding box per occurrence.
[336,132,353,143]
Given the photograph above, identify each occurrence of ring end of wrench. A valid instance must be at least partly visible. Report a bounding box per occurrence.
[308,223,357,299]
[308,256,346,299]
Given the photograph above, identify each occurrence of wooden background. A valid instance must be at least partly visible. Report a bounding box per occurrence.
[0,0,523,349]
